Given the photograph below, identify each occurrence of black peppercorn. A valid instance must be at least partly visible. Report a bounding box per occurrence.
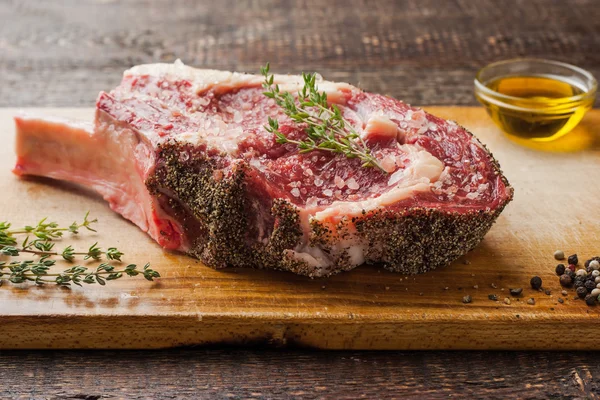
[509,288,523,296]
[568,254,578,266]
[565,269,575,278]
[585,280,596,291]
[560,274,573,287]
[555,264,566,276]
[488,294,498,301]
[574,277,585,288]
[585,294,596,306]
[530,276,542,290]
[577,286,588,298]
[584,257,600,268]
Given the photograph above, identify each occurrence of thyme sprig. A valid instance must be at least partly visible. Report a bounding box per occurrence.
[0,213,121,261]
[0,257,160,286]
[260,63,386,173]
[0,214,159,287]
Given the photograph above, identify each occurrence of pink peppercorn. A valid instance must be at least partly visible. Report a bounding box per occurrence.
[568,264,577,272]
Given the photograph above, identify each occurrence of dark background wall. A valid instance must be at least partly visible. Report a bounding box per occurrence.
[2,0,598,107]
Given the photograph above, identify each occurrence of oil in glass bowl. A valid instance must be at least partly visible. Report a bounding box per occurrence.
[475,59,597,142]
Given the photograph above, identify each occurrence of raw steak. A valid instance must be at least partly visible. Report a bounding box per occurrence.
[13,61,513,277]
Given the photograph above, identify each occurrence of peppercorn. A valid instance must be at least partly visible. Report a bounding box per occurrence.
[555,264,566,276]
[585,280,596,291]
[504,297,511,305]
[488,294,498,301]
[590,260,600,270]
[530,276,542,290]
[577,286,588,298]
[585,294,596,306]
[560,274,573,287]
[554,250,565,260]
[527,298,535,305]
[568,254,578,266]
[565,268,575,278]
[558,298,564,304]
[568,264,576,272]
[576,269,587,277]
[509,288,523,297]
[585,257,600,268]
[544,289,552,295]
[462,295,472,304]
[591,288,600,297]
[574,279,585,289]
[562,290,568,296]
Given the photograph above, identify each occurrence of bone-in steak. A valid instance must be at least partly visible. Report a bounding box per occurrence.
[13,61,513,277]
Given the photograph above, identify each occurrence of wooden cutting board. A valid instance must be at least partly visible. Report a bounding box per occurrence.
[1,107,599,350]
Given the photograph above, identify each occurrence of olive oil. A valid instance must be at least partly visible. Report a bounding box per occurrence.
[477,74,593,141]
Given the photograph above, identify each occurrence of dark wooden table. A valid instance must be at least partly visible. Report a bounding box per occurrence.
[1,0,599,398]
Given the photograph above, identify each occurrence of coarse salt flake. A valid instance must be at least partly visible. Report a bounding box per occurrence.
[346,177,359,190]
[334,175,346,189]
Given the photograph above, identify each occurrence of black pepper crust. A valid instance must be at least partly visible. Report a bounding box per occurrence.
[147,130,513,277]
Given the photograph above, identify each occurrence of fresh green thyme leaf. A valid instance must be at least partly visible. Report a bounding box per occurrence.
[261,63,386,173]
[85,242,102,261]
[0,214,158,287]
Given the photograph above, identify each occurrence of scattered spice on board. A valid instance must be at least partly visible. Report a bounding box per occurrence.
[560,274,573,287]
[530,276,542,290]
[527,298,535,305]
[588,259,600,270]
[544,289,551,296]
[554,252,600,306]
[558,298,564,304]
[488,294,498,301]
[462,295,472,304]
[509,288,523,297]
[504,298,511,305]
[568,254,579,266]
[585,294,596,306]
[585,280,596,291]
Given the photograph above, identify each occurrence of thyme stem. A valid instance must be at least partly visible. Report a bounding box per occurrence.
[0,214,158,287]
[260,63,386,173]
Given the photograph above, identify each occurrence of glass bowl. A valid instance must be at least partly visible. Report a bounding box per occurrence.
[474,58,597,141]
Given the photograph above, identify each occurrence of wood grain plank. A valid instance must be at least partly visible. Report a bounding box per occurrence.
[0,0,598,107]
[0,349,598,399]
[1,107,600,349]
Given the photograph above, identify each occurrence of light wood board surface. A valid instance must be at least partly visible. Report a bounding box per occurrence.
[1,107,599,350]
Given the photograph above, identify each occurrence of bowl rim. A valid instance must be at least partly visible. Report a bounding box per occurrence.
[474,58,598,105]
